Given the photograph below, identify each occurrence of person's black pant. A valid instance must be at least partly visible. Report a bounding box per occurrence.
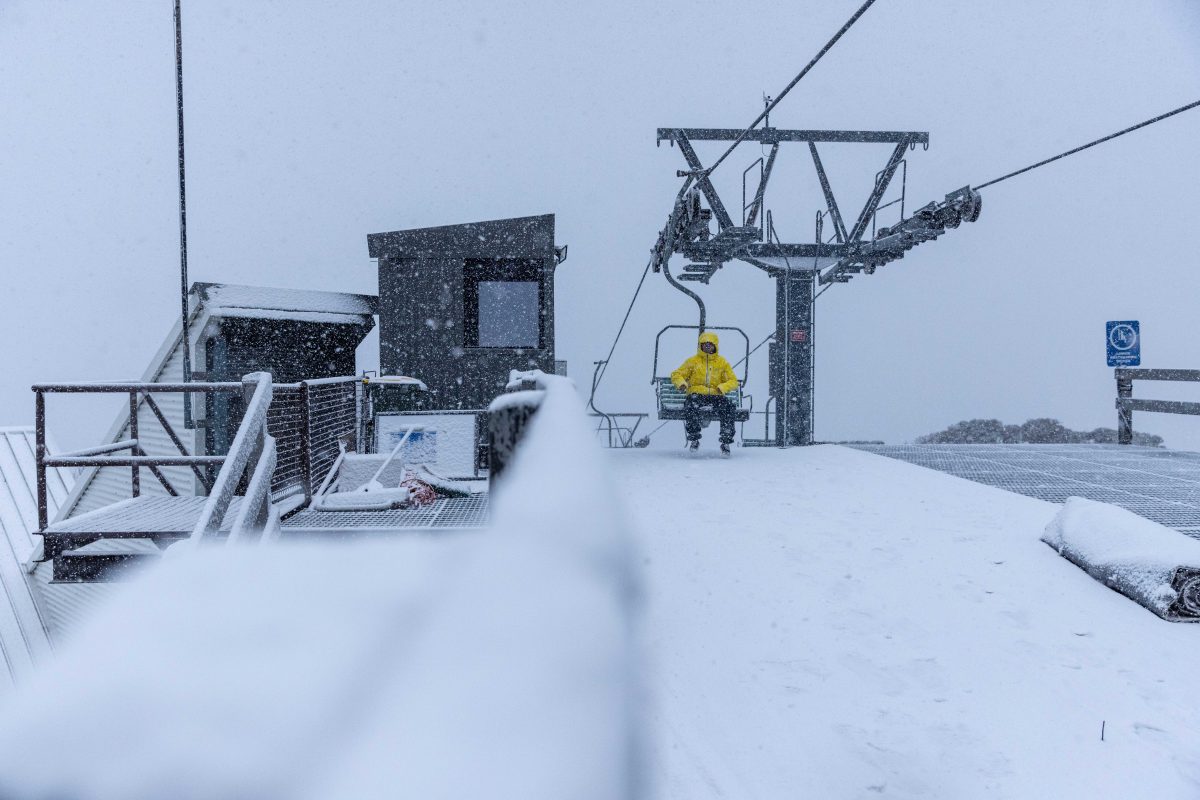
[684,393,736,444]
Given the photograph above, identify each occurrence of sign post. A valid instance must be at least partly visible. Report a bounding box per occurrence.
[1106,320,1140,367]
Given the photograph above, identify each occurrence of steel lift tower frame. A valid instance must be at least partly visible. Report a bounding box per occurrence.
[652,125,982,446]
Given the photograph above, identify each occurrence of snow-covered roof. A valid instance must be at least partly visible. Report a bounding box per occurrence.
[196,282,376,319]
[0,428,72,697]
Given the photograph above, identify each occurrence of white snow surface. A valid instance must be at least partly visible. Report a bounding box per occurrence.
[613,445,1200,799]
[0,377,642,800]
[3,407,1200,798]
[1043,497,1200,619]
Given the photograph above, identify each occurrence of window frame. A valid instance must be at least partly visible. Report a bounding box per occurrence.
[463,259,544,349]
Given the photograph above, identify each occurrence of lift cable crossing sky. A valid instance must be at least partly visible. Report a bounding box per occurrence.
[972,98,1200,191]
[702,0,879,179]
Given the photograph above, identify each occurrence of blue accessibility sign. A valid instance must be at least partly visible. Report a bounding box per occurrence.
[1106,320,1140,367]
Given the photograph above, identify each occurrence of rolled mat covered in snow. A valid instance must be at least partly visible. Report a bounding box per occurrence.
[1042,497,1200,621]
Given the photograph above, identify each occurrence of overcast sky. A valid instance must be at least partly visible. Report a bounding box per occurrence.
[2,0,1199,450]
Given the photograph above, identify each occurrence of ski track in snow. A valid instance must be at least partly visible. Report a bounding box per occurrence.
[613,444,1200,799]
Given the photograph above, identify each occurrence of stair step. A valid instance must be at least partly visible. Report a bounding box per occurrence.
[52,551,161,583]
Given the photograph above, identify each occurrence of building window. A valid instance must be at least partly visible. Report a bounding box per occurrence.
[464,260,543,348]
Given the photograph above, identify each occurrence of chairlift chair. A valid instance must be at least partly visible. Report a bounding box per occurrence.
[652,324,752,425]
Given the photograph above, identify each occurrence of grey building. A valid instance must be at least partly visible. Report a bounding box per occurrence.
[368,214,563,410]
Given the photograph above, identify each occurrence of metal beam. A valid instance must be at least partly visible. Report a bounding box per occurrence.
[808,143,847,243]
[1116,368,1200,383]
[673,132,735,230]
[847,141,909,242]
[659,128,929,145]
[1117,399,1200,416]
[745,143,779,228]
[684,241,851,260]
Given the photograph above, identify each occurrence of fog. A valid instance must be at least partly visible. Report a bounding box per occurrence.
[2,0,1198,451]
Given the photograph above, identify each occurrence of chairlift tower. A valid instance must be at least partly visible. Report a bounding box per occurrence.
[652,124,982,446]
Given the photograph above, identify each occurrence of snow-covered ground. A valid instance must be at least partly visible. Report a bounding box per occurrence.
[3,411,1199,798]
[615,445,1200,799]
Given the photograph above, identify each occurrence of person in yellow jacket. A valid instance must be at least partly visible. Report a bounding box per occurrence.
[670,330,738,455]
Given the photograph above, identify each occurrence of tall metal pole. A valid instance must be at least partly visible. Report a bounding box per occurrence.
[175,0,193,428]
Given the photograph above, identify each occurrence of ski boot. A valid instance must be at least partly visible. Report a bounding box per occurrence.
[720,443,731,457]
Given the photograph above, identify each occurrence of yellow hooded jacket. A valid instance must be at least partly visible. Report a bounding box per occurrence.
[670,331,739,396]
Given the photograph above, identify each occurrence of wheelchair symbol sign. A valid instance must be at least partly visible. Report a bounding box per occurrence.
[1106,320,1140,367]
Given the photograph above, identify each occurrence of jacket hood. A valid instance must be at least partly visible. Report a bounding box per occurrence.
[697,331,720,354]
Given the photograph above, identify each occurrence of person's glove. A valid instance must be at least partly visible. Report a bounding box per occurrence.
[679,382,689,392]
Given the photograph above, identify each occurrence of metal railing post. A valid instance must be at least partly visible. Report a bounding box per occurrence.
[35,390,47,531]
[299,381,312,504]
[1117,370,1134,445]
[128,390,140,496]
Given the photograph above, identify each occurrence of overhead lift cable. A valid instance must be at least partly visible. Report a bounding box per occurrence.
[592,257,653,393]
[704,0,880,178]
[973,99,1200,191]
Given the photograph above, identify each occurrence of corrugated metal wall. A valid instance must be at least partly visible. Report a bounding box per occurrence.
[0,429,71,698]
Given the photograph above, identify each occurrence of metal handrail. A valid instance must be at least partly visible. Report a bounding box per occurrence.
[192,372,274,539]
[228,431,278,543]
[1115,368,1200,445]
[34,380,246,531]
[32,381,242,393]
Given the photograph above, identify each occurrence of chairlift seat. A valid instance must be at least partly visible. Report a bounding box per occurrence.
[655,378,750,422]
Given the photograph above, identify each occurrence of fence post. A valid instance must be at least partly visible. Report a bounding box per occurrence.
[129,390,140,497]
[299,381,312,504]
[1117,370,1134,445]
[243,376,264,489]
[35,390,47,531]
[488,390,542,488]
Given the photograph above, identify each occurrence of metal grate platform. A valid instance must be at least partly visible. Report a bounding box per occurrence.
[47,496,240,536]
[851,444,1200,538]
[282,495,489,533]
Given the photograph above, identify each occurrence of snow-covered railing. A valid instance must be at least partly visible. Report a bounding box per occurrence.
[0,366,644,798]
[1115,368,1200,444]
[32,380,241,531]
[191,372,278,542]
[267,376,359,507]
[486,370,550,487]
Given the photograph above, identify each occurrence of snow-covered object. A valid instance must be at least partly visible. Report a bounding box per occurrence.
[0,359,641,800]
[399,474,438,506]
[310,483,410,512]
[487,387,544,413]
[365,374,428,391]
[410,463,485,496]
[1042,497,1200,621]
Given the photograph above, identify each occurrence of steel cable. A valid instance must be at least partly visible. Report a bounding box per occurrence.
[705,0,881,178]
[973,99,1200,191]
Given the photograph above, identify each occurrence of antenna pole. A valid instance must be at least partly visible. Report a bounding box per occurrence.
[174,0,194,428]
